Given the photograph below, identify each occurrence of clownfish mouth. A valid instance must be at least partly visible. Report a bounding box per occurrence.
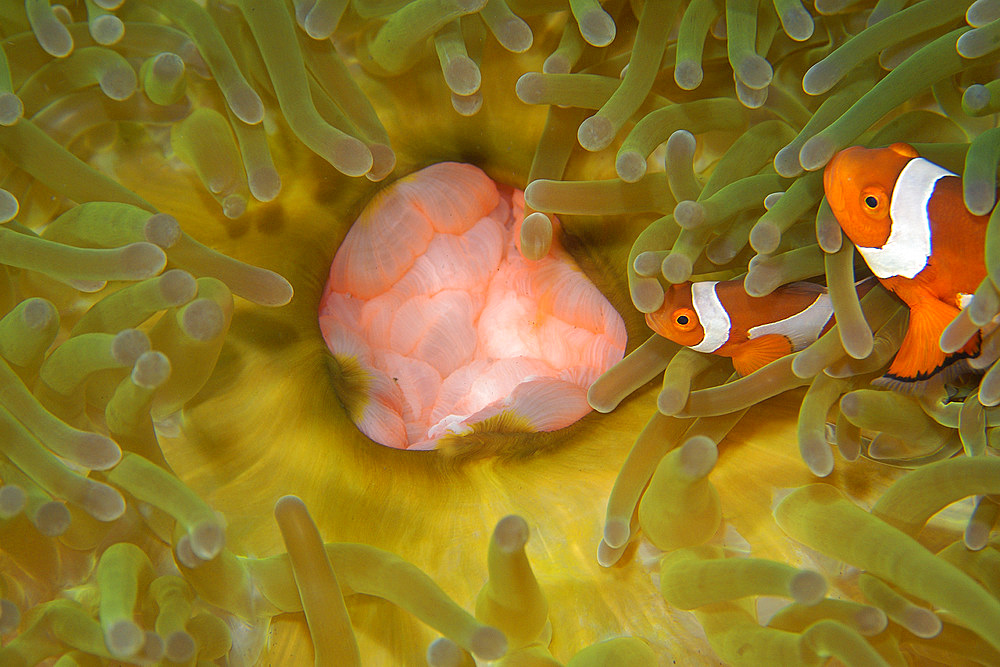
[318,162,627,449]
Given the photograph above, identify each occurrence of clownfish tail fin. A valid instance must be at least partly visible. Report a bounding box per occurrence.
[874,358,981,394]
[884,297,980,384]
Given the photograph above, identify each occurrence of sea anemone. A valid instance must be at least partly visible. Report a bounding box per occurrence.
[1,0,999,665]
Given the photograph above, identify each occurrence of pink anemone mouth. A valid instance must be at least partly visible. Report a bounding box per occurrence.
[319,162,627,449]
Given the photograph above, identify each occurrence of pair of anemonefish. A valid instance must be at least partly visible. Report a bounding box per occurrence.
[647,142,989,388]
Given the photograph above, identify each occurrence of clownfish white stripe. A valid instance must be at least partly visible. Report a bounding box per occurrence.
[856,157,952,280]
[747,293,834,351]
[689,281,731,353]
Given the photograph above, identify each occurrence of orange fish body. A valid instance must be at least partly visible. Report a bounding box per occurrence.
[824,143,988,384]
[646,279,837,376]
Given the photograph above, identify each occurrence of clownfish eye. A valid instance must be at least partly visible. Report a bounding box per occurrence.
[859,188,888,218]
[673,307,697,331]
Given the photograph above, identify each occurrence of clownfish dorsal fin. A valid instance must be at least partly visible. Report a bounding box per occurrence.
[889,142,919,159]
[773,282,825,298]
[887,297,979,382]
[731,334,793,376]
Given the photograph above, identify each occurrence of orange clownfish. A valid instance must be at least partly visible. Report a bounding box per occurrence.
[646,279,841,376]
[824,143,987,385]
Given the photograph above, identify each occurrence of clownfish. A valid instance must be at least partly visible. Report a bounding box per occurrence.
[823,143,987,385]
[646,279,846,376]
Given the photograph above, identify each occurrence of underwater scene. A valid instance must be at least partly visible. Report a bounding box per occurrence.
[1,0,1000,664]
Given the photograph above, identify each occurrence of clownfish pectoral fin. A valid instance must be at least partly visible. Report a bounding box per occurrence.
[732,334,794,376]
[886,297,980,383]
